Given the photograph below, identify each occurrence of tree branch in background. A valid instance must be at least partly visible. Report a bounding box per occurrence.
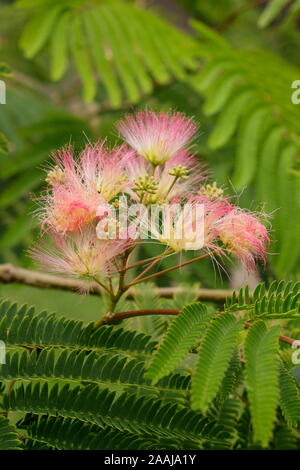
[0,263,298,348]
[0,263,232,302]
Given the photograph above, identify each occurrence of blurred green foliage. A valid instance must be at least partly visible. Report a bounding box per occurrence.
[1,1,300,450]
[0,0,300,315]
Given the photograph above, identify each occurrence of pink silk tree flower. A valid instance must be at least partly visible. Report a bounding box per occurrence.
[184,195,234,252]
[155,201,206,251]
[41,144,133,233]
[117,111,197,165]
[154,151,206,203]
[216,210,270,270]
[44,191,102,233]
[148,195,232,252]
[30,227,131,282]
[92,144,134,201]
[31,110,271,283]
[124,150,206,204]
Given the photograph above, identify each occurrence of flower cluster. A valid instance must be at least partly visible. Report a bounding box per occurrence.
[32,110,270,280]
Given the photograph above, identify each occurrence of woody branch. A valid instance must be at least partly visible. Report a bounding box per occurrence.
[0,263,232,302]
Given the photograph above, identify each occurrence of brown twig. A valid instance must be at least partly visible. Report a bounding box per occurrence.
[99,308,299,347]
[126,253,210,288]
[1,263,297,347]
[130,251,169,283]
[0,263,232,302]
[120,250,172,272]
[98,308,179,326]
[0,263,102,294]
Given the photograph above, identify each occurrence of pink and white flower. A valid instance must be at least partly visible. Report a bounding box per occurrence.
[154,151,206,203]
[41,144,133,233]
[30,110,271,283]
[30,227,131,281]
[124,150,206,204]
[117,111,197,165]
[216,209,270,269]
[150,195,233,252]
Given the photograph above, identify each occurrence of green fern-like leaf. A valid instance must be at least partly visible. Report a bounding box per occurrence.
[218,348,241,401]
[0,348,192,402]
[0,348,145,389]
[244,321,280,447]
[145,303,212,384]
[258,0,294,28]
[279,365,300,426]
[275,145,300,274]
[0,416,22,450]
[2,382,237,448]
[225,281,300,320]
[191,313,243,412]
[272,425,299,450]
[190,20,300,275]
[0,298,156,358]
[16,0,198,105]
[25,416,176,450]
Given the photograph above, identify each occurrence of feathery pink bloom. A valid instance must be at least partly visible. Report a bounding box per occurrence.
[149,195,233,252]
[42,144,133,233]
[117,111,197,165]
[155,202,205,251]
[216,210,270,269]
[30,227,130,281]
[189,195,234,251]
[92,144,134,201]
[124,150,206,203]
[31,110,271,279]
[155,151,206,203]
[124,152,150,184]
